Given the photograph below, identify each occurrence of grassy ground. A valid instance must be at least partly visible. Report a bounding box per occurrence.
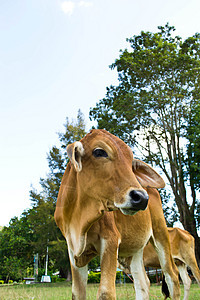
[0,282,200,299]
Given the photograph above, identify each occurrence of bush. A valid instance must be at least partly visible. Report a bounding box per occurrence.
[51,275,60,283]
[8,280,13,284]
[0,280,4,284]
[88,271,101,283]
[57,277,67,282]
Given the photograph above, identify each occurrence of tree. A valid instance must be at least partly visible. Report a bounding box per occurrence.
[0,214,33,281]
[186,99,200,232]
[28,110,87,278]
[90,24,200,264]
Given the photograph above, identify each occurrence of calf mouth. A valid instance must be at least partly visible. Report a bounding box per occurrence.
[114,189,149,216]
[119,208,138,216]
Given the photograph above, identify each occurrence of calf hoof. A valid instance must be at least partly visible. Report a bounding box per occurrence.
[98,292,116,300]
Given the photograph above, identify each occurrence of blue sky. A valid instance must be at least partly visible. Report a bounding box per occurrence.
[1,0,200,226]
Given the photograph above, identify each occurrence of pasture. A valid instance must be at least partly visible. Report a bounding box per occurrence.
[0,282,200,300]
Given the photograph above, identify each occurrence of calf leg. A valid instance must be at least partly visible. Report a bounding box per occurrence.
[97,237,119,300]
[130,249,150,300]
[69,249,88,300]
[152,238,180,299]
[148,188,180,299]
[177,264,191,300]
[183,254,200,286]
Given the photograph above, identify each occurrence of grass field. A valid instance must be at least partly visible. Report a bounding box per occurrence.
[0,282,200,299]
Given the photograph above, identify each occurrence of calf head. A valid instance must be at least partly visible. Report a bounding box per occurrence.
[55,129,165,257]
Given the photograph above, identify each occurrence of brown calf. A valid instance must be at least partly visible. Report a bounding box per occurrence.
[119,227,200,300]
[54,129,180,299]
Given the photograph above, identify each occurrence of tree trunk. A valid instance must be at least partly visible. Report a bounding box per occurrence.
[66,267,72,281]
[184,215,200,267]
[59,265,72,281]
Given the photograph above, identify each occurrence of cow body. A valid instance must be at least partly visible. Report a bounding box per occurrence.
[144,228,200,300]
[54,129,180,299]
[119,227,200,300]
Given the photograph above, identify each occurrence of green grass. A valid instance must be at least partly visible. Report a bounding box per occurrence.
[0,282,199,299]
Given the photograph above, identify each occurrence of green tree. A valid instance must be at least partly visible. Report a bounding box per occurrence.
[90,24,200,264]
[0,214,33,281]
[187,100,200,191]
[28,110,87,278]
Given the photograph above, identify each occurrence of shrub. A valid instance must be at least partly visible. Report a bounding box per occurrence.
[88,271,101,283]
[51,275,59,283]
[57,277,67,282]
[0,280,4,284]
[37,268,45,282]
[8,280,13,284]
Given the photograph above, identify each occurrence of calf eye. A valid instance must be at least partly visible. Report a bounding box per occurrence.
[92,148,108,158]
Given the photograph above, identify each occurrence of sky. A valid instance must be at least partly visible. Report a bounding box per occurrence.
[1,0,200,226]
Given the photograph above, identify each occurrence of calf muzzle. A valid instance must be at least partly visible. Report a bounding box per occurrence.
[129,190,149,211]
[117,189,149,216]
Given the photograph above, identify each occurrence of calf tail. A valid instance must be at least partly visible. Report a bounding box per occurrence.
[162,275,170,299]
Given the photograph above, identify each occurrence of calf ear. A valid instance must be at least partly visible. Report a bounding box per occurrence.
[132,159,165,188]
[67,142,85,172]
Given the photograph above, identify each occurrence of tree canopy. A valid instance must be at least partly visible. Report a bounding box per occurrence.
[90,24,200,264]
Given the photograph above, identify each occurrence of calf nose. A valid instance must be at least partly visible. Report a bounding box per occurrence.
[129,190,149,211]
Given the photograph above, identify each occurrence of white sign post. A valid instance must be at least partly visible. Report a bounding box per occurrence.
[41,245,51,283]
